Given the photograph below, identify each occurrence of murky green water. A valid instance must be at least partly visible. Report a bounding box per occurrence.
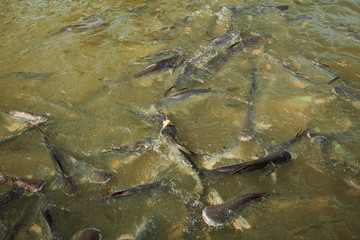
[1,0,359,239]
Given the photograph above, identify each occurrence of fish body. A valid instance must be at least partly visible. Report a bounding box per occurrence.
[47,21,105,37]
[0,175,45,193]
[66,155,112,184]
[224,5,289,14]
[133,55,183,78]
[0,72,53,80]
[124,105,169,128]
[164,88,214,101]
[8,110,49,125]
[287,14,315,22]
[0,187,24,218]
[38,128,77,195]
[40,199,60,240]
[100,137,154,155]
[210,151,291,174]
[90,179,170,202]
[135,214,161,240]
[266,128,308,154]
[76,228,102,240]
[333,86,360,105]
[202,192,269,227]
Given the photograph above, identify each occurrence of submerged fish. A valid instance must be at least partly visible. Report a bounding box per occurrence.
[89,178,171,202]
[286,14,316,22]
[266,127,308,154]
[99,137,154,155]
[210,151,291,174]
[221,5,289,14]
[76,228,102,240]
[332,86,360,107]
[9,197,39,240]
[0,187,24,218]
[66,155,113,184]
[135,214,162,240]
[40,198,61,240]
[37,128,77,196]
[0,223,5,239]
[212,36,268,72]
[0,174,45,193]
[163,88,214,102]
[133,54,183,78]
[329,23,360,41]
[202,192,269,227]
[46,21,105,37]
[165,30,241,94]
[0,72,53,80]
[123,105,169,127]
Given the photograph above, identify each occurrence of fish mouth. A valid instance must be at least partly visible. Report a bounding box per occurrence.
[202,209,221,227]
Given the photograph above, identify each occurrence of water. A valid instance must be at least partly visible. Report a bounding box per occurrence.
[1,0,359,239]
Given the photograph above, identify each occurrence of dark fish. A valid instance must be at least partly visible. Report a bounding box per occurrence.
[8,197,39,240]
[40,198,60,240]
[133,55,183,78]
[123,105,169,127]
[212,36,268,72]
[0,72,53,80]
[202,192,269,227]
[99,137,154,155]
[286,14,316,22]
[266,127,308,154]
[225,5,289,14]
[165,30,241,94]
[66,155,113,184]
[141,47,183,62]
[0,174,45,193]
[89,178,171,202]
[210,151,291,174]
[76,228,102,240]
[37,128,77,195]
[135,214,162,240]
[332,86,360,106]
[0,187,24,218]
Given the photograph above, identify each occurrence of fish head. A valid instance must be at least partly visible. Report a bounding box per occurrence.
[202,205,236,227]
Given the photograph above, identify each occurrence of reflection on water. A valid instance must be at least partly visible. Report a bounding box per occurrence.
[0,0,359,239]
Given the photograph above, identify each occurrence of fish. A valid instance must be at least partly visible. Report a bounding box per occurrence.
[0,187,24,218]
[162,88,214,102]
[266,127,308,154]
[329,23,360,41]
[135,214,161,240]
[141,47,183,62]
[46,21,105,37]
[7,110,49,125]
[332,86,360,107]
[207,189,251,231]
[66,155,113,184]
[210,150,291,174]
[89,178,171,202]
[265,54,314,86]
[99,137,154,155]
[240,67,260,140]
[40,198,61,240]
[123,105,169,128]
[0,72,53,80]
[286,14,316,22]
[37,127,77,196]
[8,197,39,240]
[165,30,241,94]
[212,36,268,72]
[133,54,183,78]
[0,223,5,239]
[202,192,269,227]
[222,5,289,14]
[0,174,45,193]
[76,228,102,240]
